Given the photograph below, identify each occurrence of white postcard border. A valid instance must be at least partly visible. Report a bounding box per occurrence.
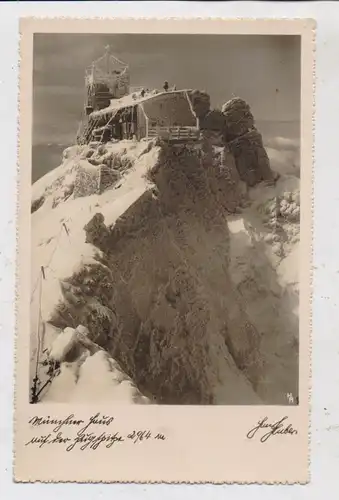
[15,17,315,484]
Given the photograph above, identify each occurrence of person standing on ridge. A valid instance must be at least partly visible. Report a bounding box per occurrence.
[163,81,169,92]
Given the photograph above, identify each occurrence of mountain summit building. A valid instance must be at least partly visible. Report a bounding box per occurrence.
[77,47,199,145]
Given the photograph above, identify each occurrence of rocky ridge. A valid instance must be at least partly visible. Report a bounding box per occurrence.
[30,96,300,405]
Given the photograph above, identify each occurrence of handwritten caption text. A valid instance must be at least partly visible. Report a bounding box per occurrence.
[25,413,166,451]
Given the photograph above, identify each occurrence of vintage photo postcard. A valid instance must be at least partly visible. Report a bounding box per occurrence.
[15,18,314,483]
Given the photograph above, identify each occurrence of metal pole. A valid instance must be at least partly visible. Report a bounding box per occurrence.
[105,45,110,75]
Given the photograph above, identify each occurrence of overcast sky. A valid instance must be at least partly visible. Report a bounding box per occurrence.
[33,33,301,146]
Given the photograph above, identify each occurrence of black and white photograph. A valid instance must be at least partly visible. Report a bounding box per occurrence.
[29,32,301,406]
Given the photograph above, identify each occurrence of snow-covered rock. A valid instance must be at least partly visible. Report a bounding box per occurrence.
[42,325,151,404]
[227,172,300,402]
[30,135,300,405]
[49,327,77,362]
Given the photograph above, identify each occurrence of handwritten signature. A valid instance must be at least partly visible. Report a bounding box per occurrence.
[246,416,298,443]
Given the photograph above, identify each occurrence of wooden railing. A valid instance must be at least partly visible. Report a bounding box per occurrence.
[147,126,199,141]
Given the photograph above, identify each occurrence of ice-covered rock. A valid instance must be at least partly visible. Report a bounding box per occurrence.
[222,97,255,140]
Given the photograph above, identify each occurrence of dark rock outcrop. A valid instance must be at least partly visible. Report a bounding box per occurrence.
[228,129,275,187]
[221,97,274,186]
[200,109,226,133]
[84,213,111,252]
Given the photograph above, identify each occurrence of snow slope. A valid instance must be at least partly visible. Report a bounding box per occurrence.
[30,140,159,404]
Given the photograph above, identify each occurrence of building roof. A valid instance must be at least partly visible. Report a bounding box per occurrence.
[90,89,193,119]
